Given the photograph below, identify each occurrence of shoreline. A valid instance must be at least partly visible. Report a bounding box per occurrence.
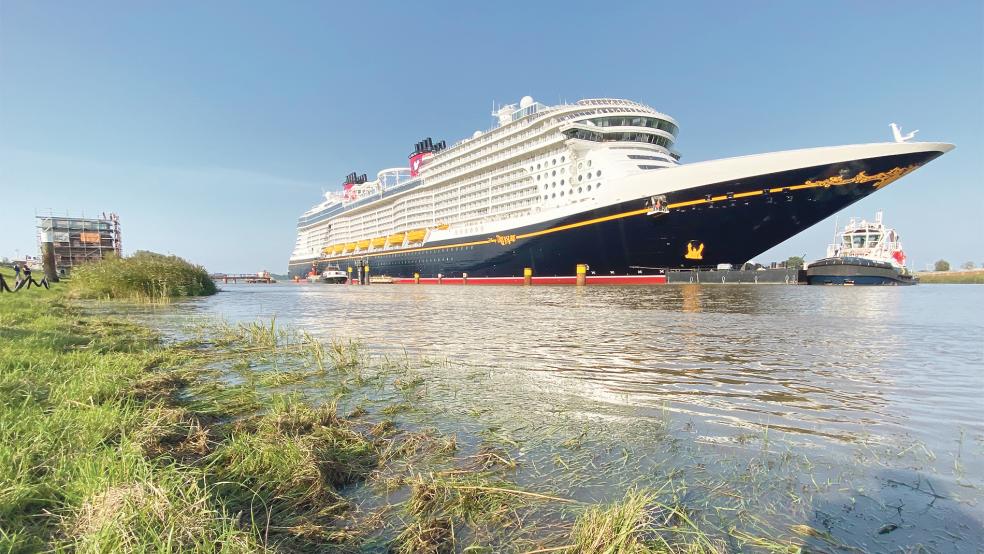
[3,273,979,551]
[0,287,758,551]
[915,269,984,284]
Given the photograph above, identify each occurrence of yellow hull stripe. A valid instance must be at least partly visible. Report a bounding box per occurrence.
[317,164,918,262]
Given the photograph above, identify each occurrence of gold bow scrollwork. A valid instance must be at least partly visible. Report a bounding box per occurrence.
[490,234,517,246]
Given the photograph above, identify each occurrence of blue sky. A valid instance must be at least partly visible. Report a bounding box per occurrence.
[2,1,981,272]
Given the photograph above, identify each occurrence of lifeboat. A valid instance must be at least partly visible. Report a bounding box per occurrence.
[357,239,371,250]
[370,236,387,249]
[386,232,405,246]
[331,244,344,255]
[344,242,358,253]
[406,228,427,243]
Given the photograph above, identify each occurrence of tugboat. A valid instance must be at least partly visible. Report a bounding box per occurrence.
[806,212,916,285]
[320,265,348,284]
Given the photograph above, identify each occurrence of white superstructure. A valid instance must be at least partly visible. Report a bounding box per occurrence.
[290,97,680,263]
[823,211,909,269]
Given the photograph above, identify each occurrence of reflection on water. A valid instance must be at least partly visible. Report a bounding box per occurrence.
[169,282,983,544]
[194,284,981,443]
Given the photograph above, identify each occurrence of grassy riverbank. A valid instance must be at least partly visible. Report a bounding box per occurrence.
[2,278,827,552]
[5,262,973,551]
[916,269,984,284]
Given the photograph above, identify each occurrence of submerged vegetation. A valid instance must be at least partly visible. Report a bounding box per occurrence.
[2,285,974,552]
[68,250,216,300]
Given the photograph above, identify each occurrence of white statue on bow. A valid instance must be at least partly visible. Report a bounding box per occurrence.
[890,123,918,143]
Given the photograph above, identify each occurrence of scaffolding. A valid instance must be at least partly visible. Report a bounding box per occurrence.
[36,212,122,276]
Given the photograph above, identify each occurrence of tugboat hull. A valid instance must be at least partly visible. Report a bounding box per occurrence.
[806,257,916,286]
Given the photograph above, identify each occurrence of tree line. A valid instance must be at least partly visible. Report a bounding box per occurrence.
[932,260,979,272]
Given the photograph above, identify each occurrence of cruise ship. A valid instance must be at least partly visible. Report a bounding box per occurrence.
[288,97,952,283]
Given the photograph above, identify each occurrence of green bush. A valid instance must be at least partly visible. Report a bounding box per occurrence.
[70,251,216,301]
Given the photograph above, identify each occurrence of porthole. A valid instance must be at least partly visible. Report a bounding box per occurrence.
[560,179,565,186]
[536,175,540,181]
[578,175,583,182]
[552,159,557,165]
[552,182,556,188]
[597,182,602,189]
[561,156,566,162]
[596,169,602,177]
[537,163,541,169]
[551,193,556,198]
[586,171,592,178]
[552,170,556,176]
[578,187,582,193]
[587,185,592,191]
[560,190,565,197]
[530,165,534,171]
[588,160,593,167]
[578,162,583,169]
[561,168,566,174]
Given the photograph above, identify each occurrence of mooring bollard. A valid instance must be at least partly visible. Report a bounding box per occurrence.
[523,267,532,286]
[363,265,370,286]
[347,266,353,285]
[414,272,420,284]
[462,272,468,285]
[437,273,443,285]
[576,264,587,286]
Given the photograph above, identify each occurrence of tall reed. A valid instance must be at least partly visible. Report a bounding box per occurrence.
[69,251,217,301]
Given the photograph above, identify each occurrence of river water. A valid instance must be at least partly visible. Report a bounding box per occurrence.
[156,282,983,551]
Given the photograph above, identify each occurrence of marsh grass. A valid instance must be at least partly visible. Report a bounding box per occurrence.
[0,294,261,552]
[68,251,217,301]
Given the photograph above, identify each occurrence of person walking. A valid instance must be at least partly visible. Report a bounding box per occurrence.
[13,263,21,284]
[22,264,32,284]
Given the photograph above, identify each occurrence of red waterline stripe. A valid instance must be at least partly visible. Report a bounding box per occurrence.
[393,275,667,285]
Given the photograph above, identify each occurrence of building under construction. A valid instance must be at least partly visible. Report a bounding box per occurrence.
[37,213,121,277]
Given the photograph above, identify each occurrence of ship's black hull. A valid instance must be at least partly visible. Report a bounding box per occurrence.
[289,150,942,280]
